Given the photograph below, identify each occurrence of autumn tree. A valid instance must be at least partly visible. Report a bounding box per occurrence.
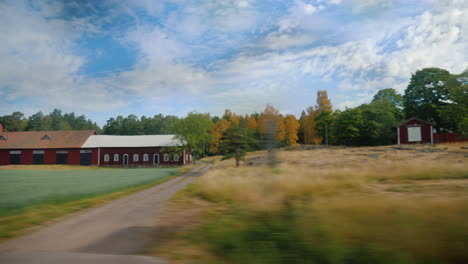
[283,115,300,145]
[301,106,321,144]
[314,90,333,143]
[209,119,231,154]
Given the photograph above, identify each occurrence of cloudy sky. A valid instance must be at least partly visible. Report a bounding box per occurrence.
[1,0,467,125]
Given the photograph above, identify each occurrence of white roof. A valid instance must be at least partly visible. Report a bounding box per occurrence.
[81,135,183,148]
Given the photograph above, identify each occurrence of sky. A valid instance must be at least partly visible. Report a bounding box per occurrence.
[1,0,467,125]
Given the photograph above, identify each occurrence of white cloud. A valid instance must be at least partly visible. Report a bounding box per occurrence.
[1,0,467,119]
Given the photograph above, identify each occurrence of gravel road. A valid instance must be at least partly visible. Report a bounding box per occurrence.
[0,163,211,264]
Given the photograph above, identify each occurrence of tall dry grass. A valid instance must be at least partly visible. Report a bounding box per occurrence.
[185,144,468,263]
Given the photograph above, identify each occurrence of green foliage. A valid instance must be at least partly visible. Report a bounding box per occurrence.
[332,108,363,146]
[372,88,403,109]
[102,114,179,135]
[315,110,333,144]
[438,84,468,134]
[403,68,459,132]
[175,112,214,159]
[0,112,27,131]
[0,109,100,132]
[220,126,257,166]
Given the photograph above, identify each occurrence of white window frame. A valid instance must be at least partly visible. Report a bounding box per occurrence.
[114,154,119,162]
[164,153,169,161]
[174,154,179,161]
[408,126,422,142]
[104,154,110,162]
[133,154,139,162]
[143,154,149,161]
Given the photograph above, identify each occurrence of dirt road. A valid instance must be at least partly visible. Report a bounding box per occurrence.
[0,164,211,264]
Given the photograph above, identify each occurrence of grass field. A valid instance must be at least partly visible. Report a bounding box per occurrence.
[0,166,180,239]
[149,143,468,264]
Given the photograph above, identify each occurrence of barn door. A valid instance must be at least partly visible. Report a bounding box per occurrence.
[80,150,92,166]
[56,153,68,164]
[33,150,44,164]
[123,154,129,166]
[9,151,21,164]
[153,154,159,165]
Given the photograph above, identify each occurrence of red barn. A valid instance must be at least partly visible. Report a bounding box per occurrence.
[0,129,191,166]
[397,117,433,145]
[0,130,97,165]
[81,135,192,166]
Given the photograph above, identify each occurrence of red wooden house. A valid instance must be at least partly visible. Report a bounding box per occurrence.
[397,117,433,145]
[0,127,191,166]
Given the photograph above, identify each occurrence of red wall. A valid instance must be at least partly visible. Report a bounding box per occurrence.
[433,133,468,144]
[0,147,192,166]
[0,150,9,165]
[96,147,192,166]
[68,149,81,165]
[399,119,432,144]
[44,150,56,164]
[21,150,33,164]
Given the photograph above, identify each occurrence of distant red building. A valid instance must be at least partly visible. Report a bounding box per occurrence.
[0,128,191,166]
[397,117,433,145]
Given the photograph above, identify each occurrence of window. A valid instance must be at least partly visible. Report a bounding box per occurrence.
[114,154,119,161]
[0,135,6,140]
[41,135,52,140]
[174,154,179,161]
[133,154,139,162]
[408,126,422,142]
[143,154,149,161]
[164,153,169,161]
[104,154,110,162]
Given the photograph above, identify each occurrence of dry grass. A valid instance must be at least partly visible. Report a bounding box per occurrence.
[152,143,468,264]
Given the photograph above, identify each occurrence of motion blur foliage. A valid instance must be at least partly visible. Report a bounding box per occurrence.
[192,203,412,264]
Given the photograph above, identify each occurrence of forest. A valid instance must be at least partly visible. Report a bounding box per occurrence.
[1,67,467,157]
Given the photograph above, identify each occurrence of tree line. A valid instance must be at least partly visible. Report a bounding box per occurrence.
[0,109,100,132]
[1,67,466,159]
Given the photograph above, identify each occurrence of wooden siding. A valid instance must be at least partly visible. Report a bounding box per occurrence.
[398,118,432,144]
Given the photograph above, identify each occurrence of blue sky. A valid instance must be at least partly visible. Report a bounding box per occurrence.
[1,0,467,125]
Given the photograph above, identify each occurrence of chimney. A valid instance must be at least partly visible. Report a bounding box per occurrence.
[0,123,2,132]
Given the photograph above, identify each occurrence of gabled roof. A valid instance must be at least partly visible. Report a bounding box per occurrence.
[81,135,183,148]
[0,130,96,149]
[398,117,433,127]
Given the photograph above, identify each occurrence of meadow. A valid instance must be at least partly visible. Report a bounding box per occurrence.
[0,166,179,238]
[150,143,468,264]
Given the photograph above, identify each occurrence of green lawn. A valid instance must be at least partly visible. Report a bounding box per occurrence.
[0,167,178,216]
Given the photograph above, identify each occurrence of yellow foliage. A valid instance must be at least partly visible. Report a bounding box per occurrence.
[209,119,231,154]
[302,109,321,144]
[245,115,258,130]
[284,115,300,145]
